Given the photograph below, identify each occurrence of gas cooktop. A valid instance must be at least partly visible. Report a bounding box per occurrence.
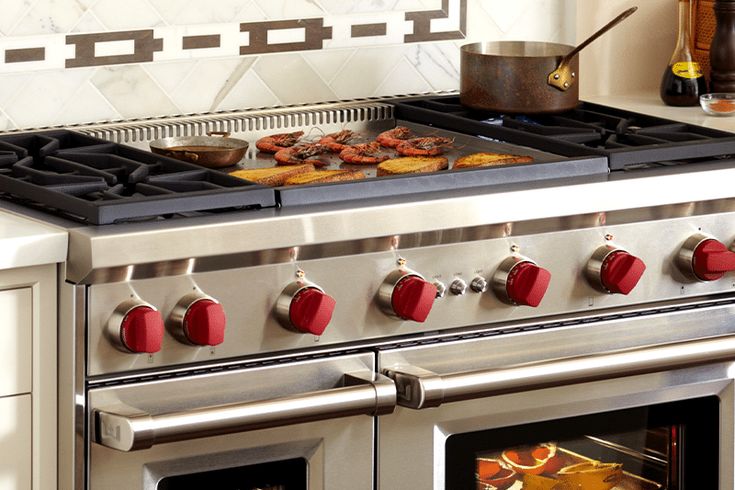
[3,97,735,225]
[393,96,735,170]
[0,130,276,224]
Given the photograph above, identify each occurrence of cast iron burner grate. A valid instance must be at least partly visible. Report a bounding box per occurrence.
[0,130,276,224]
[393,96,735,170]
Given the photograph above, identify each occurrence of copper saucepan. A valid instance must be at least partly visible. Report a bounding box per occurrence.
[460,7,637,114]
[150,131,249,168]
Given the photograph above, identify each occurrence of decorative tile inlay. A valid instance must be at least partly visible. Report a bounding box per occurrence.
[239,19,333,55]
[5,48,45,64]
[182,35,221,50]
[405,0,466,43]
[351,23,388,38]
[1,0,468,73]
[66,30,164,68]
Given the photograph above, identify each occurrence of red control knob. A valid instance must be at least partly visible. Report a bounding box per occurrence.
[119,305,164,354]
[692,239,735,281]
[506,261,551,307]
[600,251,646,295]
[391,275,437,322]
[183,299,226,346]
[289,287,336,335]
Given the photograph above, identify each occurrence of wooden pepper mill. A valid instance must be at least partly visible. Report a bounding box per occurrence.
[710,0,735,92]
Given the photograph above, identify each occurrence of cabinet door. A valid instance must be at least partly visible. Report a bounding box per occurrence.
[0,288,31,397]
[0,395,31,490]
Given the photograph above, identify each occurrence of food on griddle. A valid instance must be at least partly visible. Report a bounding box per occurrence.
[339,142,390,165]
[319,129,358,152]
[229,163,315,187]
[376,156,449,176]
[454,152,534,169]
[255,131,304,153]
[376,126,415,148]
[396,136,453,157]
[556,461,623,490]
[275,143,330,167]
[476,458,517,490]
[285,169,366,185]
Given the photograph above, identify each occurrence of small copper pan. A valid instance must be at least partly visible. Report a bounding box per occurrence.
[460,7,637,114]
[150,131,249,168]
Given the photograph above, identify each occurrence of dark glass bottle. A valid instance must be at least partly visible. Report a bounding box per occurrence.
[660,0,708,106]
[710,0,735,92]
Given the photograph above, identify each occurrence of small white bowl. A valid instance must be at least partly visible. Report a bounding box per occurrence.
[700,93,735,116]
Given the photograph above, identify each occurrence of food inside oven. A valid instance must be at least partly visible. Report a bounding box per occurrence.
[475,432,669,490]
[446,397,719,490]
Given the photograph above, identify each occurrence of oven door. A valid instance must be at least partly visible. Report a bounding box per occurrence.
[378,301,735,489]
[87,353,394,490]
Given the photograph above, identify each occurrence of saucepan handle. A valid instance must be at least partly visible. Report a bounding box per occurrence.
[548,6,638,91]
[384,334,735,409]
[207,131,231,138]
[94,372,396,451]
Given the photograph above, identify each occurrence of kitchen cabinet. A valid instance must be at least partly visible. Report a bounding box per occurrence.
[0,289,32,398]
[0,265,57,490]
[0,394,31,490]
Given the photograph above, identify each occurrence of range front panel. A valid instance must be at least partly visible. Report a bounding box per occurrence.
[89,211,735,375]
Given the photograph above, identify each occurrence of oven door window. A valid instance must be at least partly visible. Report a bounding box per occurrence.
[156,458,307,490]
[445,396,718,490]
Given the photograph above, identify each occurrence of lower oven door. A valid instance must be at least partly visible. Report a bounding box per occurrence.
[378,301,735,489]
[87,353,394,490]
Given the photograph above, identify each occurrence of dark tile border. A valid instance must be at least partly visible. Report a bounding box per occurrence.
[182,34,221,50]
[240,18,333,55]
[405,0,467,43]
[5,47,45,63]
[2,3,468,71]
[351,23,388,38]
[66,30,163,68]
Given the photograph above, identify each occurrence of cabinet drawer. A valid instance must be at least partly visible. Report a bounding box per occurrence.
[0,289,31,397]
[0,394,31,490]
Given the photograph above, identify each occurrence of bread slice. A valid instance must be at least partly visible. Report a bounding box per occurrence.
[229,163,315,186]
[285,169,366,186]
[453,152,534,169]
[376,156,449,176]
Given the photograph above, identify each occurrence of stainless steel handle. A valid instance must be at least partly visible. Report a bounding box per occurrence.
[95,372,396,451]
[384,335,735,409]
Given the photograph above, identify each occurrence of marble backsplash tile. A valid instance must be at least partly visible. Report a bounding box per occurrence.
[0,0,574,131]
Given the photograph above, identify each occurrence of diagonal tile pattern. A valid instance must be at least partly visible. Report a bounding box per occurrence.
[0,0,574,130]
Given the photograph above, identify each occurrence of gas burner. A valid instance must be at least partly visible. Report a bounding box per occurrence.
[394,96,735,170]
[0,130,276,224]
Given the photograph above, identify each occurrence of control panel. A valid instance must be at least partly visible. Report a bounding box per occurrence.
[88,213,735,375]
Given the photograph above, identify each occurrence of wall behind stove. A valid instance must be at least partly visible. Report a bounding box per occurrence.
[0,0,574,131]
[577,0,676,97]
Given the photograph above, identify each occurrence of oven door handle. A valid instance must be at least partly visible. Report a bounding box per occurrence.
[383,334,735,409]
[94,372,396,451]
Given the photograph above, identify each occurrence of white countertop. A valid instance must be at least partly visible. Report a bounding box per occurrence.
[0,210,67,271]
[584,92,735,133]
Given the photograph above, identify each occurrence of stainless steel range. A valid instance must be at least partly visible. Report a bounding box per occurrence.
[4,99,735,489]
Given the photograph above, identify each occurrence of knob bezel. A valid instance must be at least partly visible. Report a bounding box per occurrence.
[677,232,719,282]
[377,268,425,318]
[107,298,160,353]
[169,292,223,346]
[275,279,328,332]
